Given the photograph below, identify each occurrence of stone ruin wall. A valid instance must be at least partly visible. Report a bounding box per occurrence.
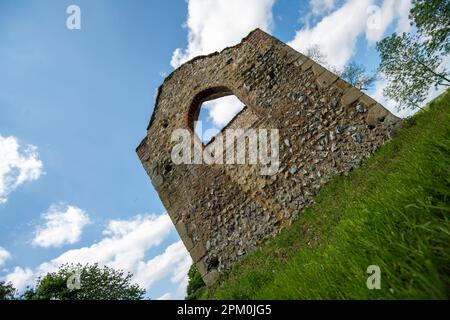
[137,29,401,286]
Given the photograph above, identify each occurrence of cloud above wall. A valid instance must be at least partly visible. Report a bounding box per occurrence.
[289,0,412,69]
[289,0,373,69]
[0,135,43,204]
[171,0,275,68]
[32,204,91,248]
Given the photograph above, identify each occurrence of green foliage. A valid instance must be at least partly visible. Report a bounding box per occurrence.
[23,263,145,300]
[203,90,450,300]
[377,33,448,109]
[410,0,450,52]
[377,0,450,110]
[185,264,206,300]
[0,281,16,300]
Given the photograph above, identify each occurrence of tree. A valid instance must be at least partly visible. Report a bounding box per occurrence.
[185,264,206,300]
[305,45,328,66]
[23,263,145,300]
[337,61,377,91]
[409,0,450,53]
[305,46,377,91]
[377,0,450,110]
[0,281,16,300]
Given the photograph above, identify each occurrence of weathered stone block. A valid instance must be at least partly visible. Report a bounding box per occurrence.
[181,236,194,251]
[316,70,339,88]
[341,87,364,106]
[366,103,389,127]
[190,243,206,263]
[334,78,351,91]
[196,259,208,277]
[176,221,194,250]
[293,54,308,67]
[203,270,220,287]
[311,63,327,77]
[358,94,378,108]
[300,59,314,71]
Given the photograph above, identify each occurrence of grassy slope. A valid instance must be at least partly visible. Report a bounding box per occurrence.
[198,90,449,300]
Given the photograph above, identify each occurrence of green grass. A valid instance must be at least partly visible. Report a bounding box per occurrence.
[192,90,450,300]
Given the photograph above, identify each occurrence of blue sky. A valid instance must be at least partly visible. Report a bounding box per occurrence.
[1,0,442,300]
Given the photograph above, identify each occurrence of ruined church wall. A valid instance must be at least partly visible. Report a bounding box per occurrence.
[137,29,400,286]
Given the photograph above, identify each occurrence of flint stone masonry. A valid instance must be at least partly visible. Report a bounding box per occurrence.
[137,29,401,286]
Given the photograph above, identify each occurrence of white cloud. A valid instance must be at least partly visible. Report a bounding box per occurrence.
[289,0,412,69]
[0,135,43,204]
[365,0,412,44]
[134,241,191,293]
[5,213,191,299]
[46,214,174,271]
[32,204,91,248]
[289,0,373,69]
[4,266,33,291]
[195,96,246,143]
[171,0,275,68]
[0,247,11,267]
[394,0,413,34]
[309,0,337,17]
[300,0,338,29]
[203,95,245,127]
[171,249,193,298]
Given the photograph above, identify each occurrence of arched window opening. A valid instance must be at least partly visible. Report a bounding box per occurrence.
[195,95,246,144]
